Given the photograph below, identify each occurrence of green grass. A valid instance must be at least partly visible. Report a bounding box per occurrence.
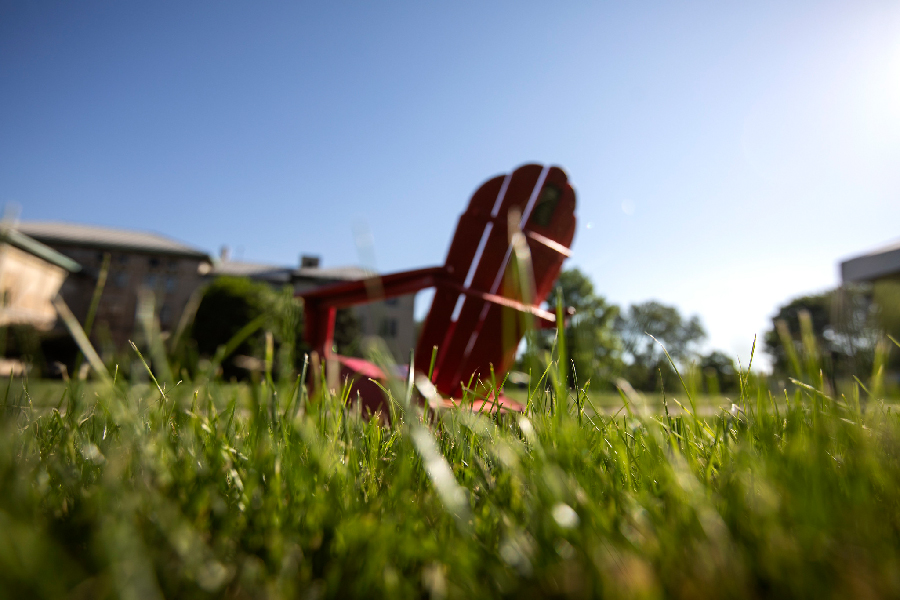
[13,379,734,412]
[2,341,900,598]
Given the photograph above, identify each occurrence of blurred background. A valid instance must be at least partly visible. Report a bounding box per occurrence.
[1,1,899,389]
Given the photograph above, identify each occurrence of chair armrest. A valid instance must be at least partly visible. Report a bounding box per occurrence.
[300,266,448,357]
[299,265,447,307]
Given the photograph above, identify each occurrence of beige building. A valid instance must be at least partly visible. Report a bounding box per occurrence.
[215,255,417,362]
[0,226,81,329]
[15,220,415,362]
[18,221,212,349]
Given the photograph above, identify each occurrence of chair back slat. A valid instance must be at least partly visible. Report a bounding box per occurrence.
[452,167,576,396]
[419,164,576,397]
[414,175,504,376]
[526,166,578,301]
[425,165,542,392]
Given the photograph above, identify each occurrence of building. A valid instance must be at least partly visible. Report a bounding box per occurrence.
[0,225,81,330]
[841,238,900,330]
[18,221,212,349]
[841,238,900,386]
[15,220,416,363]
[841,239,900,284]
[214,254,416,362]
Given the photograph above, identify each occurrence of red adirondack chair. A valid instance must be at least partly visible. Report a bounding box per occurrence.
[299,164,577,415]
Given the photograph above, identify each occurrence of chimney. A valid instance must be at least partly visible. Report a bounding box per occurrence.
[219,245,230,262]
[300,254,320,269]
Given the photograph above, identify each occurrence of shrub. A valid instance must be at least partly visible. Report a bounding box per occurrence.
[190,276,304,380]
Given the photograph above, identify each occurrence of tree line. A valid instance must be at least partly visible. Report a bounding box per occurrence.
[529,268,899,395]
[520,268,738,394]
[6,269,895,395]
[763,280,900,394]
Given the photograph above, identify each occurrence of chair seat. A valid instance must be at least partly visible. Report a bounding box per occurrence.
[329,354,525,416]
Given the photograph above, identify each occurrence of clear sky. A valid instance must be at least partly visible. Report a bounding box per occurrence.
[3,1,899,367]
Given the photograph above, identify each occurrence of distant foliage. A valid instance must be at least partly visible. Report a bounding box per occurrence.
[615,300,707,392]
[332,306,363,358]
[523,271,740,394]
[764,286,891,391]
[698,350,740,394]
[524,268,621,390]
[191,276,305,379]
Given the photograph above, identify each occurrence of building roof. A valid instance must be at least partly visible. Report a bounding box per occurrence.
[18,221,211,260]
[212,261,374,284]
[212,260,294,283]
[841,238,900,283]
[0,225,82,272]
[295,265,374,281]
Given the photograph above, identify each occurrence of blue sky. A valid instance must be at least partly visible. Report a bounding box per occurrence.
[2,1,899,366]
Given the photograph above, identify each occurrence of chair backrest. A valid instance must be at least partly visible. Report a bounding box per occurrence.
[416,164,576,397]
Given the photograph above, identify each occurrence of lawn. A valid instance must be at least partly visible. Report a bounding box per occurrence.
[2,346,900,599]
[14,377,733,413]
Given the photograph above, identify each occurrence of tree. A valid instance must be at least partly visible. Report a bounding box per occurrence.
[333,306,362,358]
[191,276,305,380]
[872,279,900,379]
[699,350,739,394]
[764,286,883,387]
[524,268,621,390]
[764,292,830,380]
[615,301,707,391]
[617,301,706,365]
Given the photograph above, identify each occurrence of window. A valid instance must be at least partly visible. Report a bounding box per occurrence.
[384,298,399,307]
[379,318,397,338]
[114,272,129,288]
[149,257,161,269]
[145,274,158,288]
[165,276,177,293]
